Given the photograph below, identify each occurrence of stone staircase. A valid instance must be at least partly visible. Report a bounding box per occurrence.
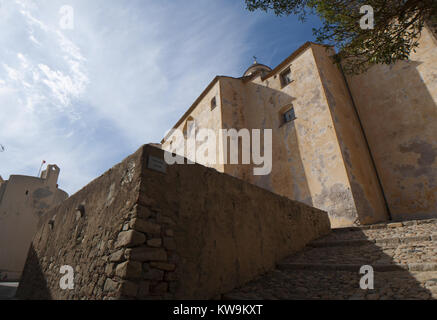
[224,219,437,300]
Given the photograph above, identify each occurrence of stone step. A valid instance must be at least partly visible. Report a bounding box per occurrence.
[330,219,437,233]
[223,218,437,300]
[359,219,437,230]
[224,269,437,300]
[277,262,437,272]
[309,235,435,248]
[288,241,436,266]
[318,220,437,242]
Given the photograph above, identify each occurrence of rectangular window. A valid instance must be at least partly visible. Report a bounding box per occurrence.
[211,97,217,110]
[280,68,292,87]
[283,108,296,123]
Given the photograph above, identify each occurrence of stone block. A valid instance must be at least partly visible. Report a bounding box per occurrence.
[129,247,168,262]
[147,238,162,247]
[103,278,119,292]
[136,205,153,219]
[120,280,138,297]
[105,263,115,277]
[130,218,161,235]
[157,214,175,225]
[402,221,416,226]
[138,193,156,207]
[387,222,403,228]
[143,266,164,281]
[408,263,437,271]
[150,262,176,271]
[416,219,436,225]
[115,261,142,279]
[115,230,146,248]
[109,249,125,262]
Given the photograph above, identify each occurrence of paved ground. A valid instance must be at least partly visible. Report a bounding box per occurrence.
[225,219,437,300]
[0,282,18,300]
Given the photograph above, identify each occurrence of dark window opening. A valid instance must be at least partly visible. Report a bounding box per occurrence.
[211,97,217,110]
[169,140,177,156]
[283,108,296,124]
[280,68,292,87]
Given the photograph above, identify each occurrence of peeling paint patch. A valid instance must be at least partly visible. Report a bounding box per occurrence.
[314,183,357,223]
[396,140,437,189]
[399,141,437,166]
[33,188,53,199]
[350,181,374,221]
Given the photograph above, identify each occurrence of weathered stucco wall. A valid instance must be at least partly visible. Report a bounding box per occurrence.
[219,46,364,227]
[219,77,253,181]
[312,45,389,225]
[17,145,330,300]
[160,33,437,227]
[345,27,437,221]
[162,80,224,171]
[0,166,68,281]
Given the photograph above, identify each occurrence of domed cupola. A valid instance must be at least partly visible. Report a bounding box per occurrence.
[243,56,272,77]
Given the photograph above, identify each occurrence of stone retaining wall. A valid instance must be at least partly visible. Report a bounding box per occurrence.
[17,145,330,299]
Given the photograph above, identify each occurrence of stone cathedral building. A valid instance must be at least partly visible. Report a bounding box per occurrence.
[162,26,437,228]
[15,26,437,301]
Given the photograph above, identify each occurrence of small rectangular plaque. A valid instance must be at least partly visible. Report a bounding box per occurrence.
[147,155,167,174]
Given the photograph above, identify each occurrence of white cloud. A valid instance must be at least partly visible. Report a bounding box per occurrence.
[0,0,262,194]
[17,7,49,32]
[38,63,87,109]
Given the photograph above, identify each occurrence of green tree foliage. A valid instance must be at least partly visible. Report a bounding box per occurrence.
[245,0,437,73]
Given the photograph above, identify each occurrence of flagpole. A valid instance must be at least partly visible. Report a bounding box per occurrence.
[37,160,46,177]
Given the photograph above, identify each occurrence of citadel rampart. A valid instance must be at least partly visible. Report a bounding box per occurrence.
[0,165,68,281]
[17,144,330,299]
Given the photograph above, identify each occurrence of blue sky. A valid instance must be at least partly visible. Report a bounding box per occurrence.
[0,0,322,194]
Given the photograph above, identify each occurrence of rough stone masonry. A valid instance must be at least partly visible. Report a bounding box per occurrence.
[16,144,330,300]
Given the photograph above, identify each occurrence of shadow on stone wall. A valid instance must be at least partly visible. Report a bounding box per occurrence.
[15,244,52,300]
[277,111,314,208]
[15,145,330,300]
[347,58,437,221]
[225,227,436,299]
[243,82,313,208]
